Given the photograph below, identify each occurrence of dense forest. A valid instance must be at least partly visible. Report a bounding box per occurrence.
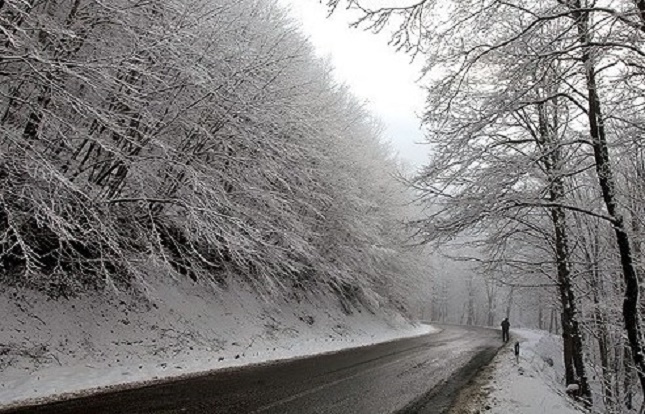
[328,0,645,411]
[0,0,430,312]
[9,0,645,411]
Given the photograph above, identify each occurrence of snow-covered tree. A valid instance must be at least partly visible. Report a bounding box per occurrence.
[0,0,430,314]
[328,0,645,407]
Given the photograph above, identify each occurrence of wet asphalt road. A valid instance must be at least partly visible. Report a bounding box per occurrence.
[2,325,500,414]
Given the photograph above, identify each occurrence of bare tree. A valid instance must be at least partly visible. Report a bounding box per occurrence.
[327,0,645,404]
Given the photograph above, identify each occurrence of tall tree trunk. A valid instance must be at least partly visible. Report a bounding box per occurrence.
[550,166,591,404]
[537,100,591,403]
[624,346,634,410]
[466,274,475,326]
[570,2,645,396]
[487,287,495,327]
[505,286,514,320]
[589,256,613,409]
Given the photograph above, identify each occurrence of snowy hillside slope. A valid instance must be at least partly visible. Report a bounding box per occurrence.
[0,265,430,410]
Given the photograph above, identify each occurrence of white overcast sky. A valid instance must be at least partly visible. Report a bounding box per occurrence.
[278,0,429,168]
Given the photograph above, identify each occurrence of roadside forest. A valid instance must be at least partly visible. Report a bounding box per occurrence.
[328,0,645,411]
[0,0,430,315]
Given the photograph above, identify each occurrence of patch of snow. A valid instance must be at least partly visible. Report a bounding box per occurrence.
[480,329,585,414]
[0,266,437,410]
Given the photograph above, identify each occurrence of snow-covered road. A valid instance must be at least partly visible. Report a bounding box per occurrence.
[1,325,500,414]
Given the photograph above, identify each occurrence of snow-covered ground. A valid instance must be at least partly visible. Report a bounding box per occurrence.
[0,268,434,410]
[3,263,582,414]
[450,328,585,414]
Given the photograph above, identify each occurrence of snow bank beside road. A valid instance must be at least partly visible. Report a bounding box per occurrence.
[451,328,584,414]
[485,329,583,413]
[0,270,435,410]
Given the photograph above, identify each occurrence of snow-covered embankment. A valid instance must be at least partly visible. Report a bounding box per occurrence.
[0,269,432,409]
[450,329,585,414]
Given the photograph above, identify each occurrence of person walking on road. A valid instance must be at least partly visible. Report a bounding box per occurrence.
[501,318,510,342]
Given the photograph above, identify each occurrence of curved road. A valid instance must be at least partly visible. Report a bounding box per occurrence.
[2,325,500,414]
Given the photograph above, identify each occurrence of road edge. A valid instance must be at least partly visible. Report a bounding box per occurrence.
[0,324,442,413]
